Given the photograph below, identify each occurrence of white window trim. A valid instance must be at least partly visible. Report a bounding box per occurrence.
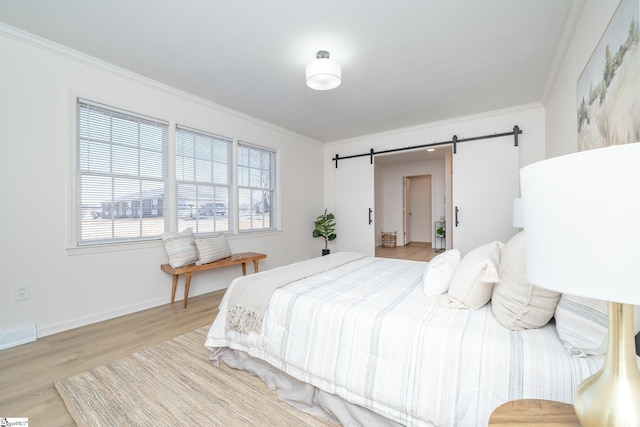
[75,97,169,246]
[237,140,279,233]
[175,125,233,235]
[67,91,174,251]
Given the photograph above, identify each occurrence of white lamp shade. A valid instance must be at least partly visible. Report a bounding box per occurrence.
[306,57,341,90]
[520,142,640,305]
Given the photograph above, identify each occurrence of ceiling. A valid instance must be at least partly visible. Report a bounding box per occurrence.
[0,0,578,143]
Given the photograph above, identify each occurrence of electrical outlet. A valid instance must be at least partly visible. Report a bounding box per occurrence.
[15,284,30,301]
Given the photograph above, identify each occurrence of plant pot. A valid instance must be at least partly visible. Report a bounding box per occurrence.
[322,249,331,256]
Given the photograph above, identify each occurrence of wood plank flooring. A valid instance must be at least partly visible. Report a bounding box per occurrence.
[375,241,438,262]
[0,290,225,426]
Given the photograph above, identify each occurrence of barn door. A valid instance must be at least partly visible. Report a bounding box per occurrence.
[334,157,375,256]
[452,138,519,255]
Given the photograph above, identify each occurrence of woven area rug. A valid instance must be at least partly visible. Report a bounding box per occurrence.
[55,326,337,426]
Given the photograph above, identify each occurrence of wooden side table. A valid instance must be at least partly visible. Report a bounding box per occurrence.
[489,399,581,426]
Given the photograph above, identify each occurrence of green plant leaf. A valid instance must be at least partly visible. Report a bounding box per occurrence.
[313,209,336,246]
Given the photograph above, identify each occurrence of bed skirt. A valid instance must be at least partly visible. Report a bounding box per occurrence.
[210,347,404,427]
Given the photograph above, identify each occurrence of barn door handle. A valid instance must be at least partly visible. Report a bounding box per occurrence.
[455,206,459,227]
[368,208,373,225]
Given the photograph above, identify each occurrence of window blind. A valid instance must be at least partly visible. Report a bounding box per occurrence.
[176,126,231,233]
[76,99,168,244]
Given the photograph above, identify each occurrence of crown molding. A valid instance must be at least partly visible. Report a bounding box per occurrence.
[540,0,586,104]
[326,102,543,147]
[0,22,321,145]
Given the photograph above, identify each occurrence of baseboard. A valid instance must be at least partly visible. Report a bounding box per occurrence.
[37,296,168,338]
[35,281,228,338]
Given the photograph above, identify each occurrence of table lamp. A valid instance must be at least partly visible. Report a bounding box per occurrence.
[520,142,640,427]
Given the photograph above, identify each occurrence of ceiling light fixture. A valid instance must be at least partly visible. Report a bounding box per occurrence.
[306,50,341,90]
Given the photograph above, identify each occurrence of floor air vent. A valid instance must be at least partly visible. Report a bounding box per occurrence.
[0,324,37,350]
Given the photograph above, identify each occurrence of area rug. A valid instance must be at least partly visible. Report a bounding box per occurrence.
[55,326,337,426]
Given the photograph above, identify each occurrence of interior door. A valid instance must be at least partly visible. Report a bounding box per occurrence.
[410,175,431,243]
[452,138,519,255]
[335,157,375,256]
[403,177,411,245]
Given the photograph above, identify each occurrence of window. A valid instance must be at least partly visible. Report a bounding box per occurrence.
[76,99,168,245]
[176,126,231,233]
[238,142,276,231]
[76,99,275,247]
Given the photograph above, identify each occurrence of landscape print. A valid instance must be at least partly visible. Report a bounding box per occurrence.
[577,0,640,151]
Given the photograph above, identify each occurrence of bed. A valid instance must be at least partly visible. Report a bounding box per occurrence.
[205,236,607,426]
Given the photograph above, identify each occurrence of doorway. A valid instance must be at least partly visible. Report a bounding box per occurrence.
[373,149,448,262]
[403,175,432,246]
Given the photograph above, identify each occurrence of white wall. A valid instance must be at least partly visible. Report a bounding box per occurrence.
[545,0,621,158]
[324,103,546,251]
[0,27,324,337]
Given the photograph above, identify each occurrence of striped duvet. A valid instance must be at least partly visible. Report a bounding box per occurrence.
[206,256,603,426]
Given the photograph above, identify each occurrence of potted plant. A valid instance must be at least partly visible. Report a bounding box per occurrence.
[313,209,336,256]
[436,226,445,237]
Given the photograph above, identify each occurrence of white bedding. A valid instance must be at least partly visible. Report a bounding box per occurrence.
[206,255,604,426]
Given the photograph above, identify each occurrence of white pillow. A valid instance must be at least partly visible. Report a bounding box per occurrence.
[492,232,561,330]
[161,228,197,268]
[554,294,640,357]
[445,241,503,309]
[423,249,460,296]
[194,234,231,266]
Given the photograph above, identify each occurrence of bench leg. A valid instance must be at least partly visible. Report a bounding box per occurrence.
[183,272,193,309]
[252,260,260,273]
[171,274,179,303]
[241,262,247,276]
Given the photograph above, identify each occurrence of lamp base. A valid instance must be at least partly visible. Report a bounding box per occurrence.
[574,303,640,426]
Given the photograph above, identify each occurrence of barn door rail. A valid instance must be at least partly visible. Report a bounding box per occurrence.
[332,125,521,168]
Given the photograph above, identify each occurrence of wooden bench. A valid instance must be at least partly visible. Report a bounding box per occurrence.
[160,252,267,308]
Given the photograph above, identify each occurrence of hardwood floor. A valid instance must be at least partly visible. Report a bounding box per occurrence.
[0,290,225,426]
[375,241,438,262]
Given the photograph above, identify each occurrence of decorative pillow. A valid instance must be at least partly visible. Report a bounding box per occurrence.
[554,295,640,357]
[445,241,503,309]
[492,232,561,330]
[423,249,460,296]
[194,234,231,266]
[161,228,197,268]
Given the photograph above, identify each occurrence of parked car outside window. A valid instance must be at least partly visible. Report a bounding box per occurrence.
[199,203,226,216]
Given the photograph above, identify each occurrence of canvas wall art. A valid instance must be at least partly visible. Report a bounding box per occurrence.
[577,0,640,151]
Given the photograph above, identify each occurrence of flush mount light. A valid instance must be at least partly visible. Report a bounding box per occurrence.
[306,50,341,90]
